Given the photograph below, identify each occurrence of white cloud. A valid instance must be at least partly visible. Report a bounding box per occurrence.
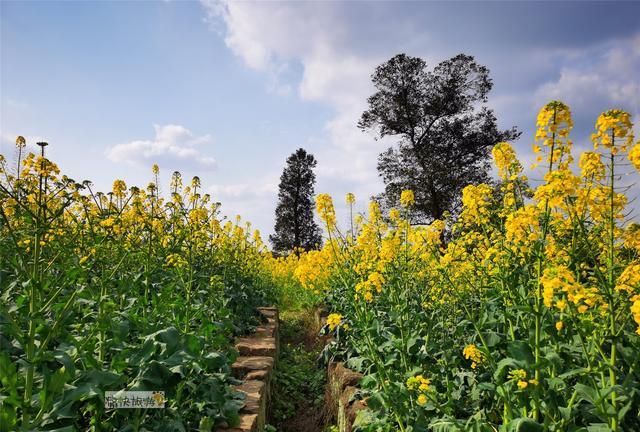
[509,36,640,215]
[202,0,342,70]
[533,34,640,116]
[201,0,391,204]
[206,176,280,234]
[208,179,278,200]
[202,1,640,226]
[106,124,216,168]
[202,0,341,96]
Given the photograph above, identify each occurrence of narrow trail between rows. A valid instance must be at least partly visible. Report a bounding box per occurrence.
[268,310,330,432]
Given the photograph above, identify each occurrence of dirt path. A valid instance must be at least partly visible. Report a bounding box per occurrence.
[267,310,330,432]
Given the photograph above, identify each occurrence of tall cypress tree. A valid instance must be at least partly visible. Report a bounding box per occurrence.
[270,148,322,254]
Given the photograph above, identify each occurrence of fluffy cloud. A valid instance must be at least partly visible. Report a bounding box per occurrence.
[202,0,640,225]
[533,37,640,117]
[201,0,392,207]
[525,36,640,159]
[106,124,216,168]
[206,176,280,233]
[208,179,278,200]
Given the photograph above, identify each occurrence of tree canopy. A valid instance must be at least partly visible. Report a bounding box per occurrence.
[359,53,520,222]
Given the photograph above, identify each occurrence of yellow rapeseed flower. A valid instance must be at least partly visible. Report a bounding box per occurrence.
[615,264,640,293]
[592,109,634,152]
[463,344,484,369]
[112,179,127,199]
[492,142,522,180]
[406,374,431,392]
[461,184,493,225]
[631,295,640,335]
[316,194,336,226]
[346,192,356,205]
[327,313,342,331]
[509,369,526,380]
[579,152,604,181]
[629,143,640,172]
[400,190,415,207]
[535,101,574,169]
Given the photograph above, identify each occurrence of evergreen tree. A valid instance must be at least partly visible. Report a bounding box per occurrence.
[359,53,520,222]
[270,148,322,254]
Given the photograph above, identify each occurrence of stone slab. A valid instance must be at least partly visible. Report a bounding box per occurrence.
[326,359,365,432]
[221,413,257,432]
[254,325,276,338]
[216,307,279,432]
[236,380,265,415]
[236,337,277,357]
[232,356,274,379]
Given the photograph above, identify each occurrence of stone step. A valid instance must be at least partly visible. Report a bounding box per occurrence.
[236,380,265,414]
[257,307,278,320]
[254,325,276,338]
[232,356,274,379]
[220,413,257,432]
[236,337,277,357]
[216,306,279,432]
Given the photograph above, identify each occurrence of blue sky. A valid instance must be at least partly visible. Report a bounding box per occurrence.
[2,0,639,236]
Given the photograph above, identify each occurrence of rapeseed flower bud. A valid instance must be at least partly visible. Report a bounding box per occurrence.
[345,192,355,205]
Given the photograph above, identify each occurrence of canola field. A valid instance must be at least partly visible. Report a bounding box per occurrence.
[2,101,640,431]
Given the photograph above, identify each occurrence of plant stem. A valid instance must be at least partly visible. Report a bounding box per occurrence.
[23,152,46,429]
[607,133,618,431]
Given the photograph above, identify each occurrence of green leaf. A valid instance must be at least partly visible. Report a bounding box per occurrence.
[506,418,543,432]
[507,341,534,365]
[0,352,17,390]
[54,350,75,377]
[558,405,571,421]
[559,367,589,380]
[574,383,598,405]
[429,418,464,432]
[484,331,501,348]
[203,351,228,370]
[145,326,181,355]
[493,358,520,382]
[546,377,564,391]
[0,405,17,432]
[353,408,377,427]
[365,391,385,410]
[406,335,421,353]
[585,425,611,432]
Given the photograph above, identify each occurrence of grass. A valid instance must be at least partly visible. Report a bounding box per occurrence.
[267,309,331,432]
